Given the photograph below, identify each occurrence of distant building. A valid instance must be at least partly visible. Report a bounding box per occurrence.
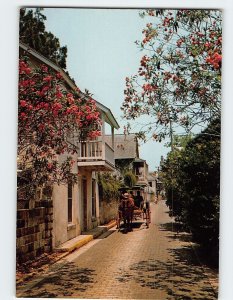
[105,133,139,171]
[106,133,155,200]
[147,173,157,202]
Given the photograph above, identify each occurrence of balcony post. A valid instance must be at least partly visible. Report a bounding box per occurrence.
[101,114,105,160]
[144,162,146,181]
[111,126,114,149]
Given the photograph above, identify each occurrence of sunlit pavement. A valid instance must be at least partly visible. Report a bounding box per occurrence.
[17,200,218,299]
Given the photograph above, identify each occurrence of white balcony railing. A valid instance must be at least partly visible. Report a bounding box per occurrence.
[135,174,148,184]
[136,174,145,181]
[78,141,103,160]
[77,140,115,168]
[105,142,114,165]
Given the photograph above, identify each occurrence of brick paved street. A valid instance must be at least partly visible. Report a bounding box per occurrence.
[17,200,218,299]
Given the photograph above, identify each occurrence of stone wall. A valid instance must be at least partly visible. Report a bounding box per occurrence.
[99,198,118,225]
[16,198,53,264]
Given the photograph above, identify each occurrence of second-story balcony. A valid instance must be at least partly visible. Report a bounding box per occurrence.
[77,140,115,171]
[74,100,120,172]
[133,158,149,186]
[135,174,147,184]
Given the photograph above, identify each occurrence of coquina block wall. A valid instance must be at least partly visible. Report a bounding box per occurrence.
[16,198,53,263]
[99,198,118,225]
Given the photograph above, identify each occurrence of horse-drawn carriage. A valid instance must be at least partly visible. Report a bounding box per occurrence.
[116,189,151,230]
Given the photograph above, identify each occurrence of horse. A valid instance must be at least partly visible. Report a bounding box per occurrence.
[116,197,134,230]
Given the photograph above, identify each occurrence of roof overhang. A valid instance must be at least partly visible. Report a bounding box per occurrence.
[134,158,146,163]
[95,101,120,130]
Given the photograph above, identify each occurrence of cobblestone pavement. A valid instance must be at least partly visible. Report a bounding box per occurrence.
[17,200,218,299]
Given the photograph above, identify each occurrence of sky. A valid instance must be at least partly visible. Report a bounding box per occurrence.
[43,8,170,171]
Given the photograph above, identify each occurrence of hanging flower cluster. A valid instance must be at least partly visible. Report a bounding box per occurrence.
[206,52,222,69]
[122,9,222,142]
[18,57,102,195]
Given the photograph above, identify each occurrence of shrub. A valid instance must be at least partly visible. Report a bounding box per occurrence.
[98,173,121,202]
[123,171,137,188]
[161,118,220,263]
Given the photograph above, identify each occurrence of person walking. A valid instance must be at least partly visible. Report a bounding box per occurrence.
[134,191,144,209]
[116,191,125,229]
[142,188,151,228]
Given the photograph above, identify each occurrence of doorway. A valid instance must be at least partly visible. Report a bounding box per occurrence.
[81,177,88,231]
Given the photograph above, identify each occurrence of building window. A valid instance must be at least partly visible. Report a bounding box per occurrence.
[92,179,96,217]
[149,182,152,187]
[68,182,73,223]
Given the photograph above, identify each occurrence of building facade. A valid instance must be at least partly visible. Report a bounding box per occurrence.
[17,42,119,261]
[106,133,154,201]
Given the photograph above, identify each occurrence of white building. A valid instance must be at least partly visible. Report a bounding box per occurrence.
[19,42,120,250]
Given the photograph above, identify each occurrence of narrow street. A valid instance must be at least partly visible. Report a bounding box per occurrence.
[17,200,218,299]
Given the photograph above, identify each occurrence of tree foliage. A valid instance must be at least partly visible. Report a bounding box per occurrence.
[123,171,137,188]
[161,118,220,260]
[165,133,193,149]
[18,57,101,198]
[122,9,222,141]
[115,159,134,175]
[20,8,68,69]
[98,173,121,201]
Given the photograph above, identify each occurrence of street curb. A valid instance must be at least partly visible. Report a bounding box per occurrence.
[97,221,116,233]
[55,235,94,253]
[53,221,117,260]
[56,221,117,253]
[106,220,117,230]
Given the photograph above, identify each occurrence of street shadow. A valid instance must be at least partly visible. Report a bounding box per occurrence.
[116,221,218,299]
[97,229,116,239]
[160,222,219,268]
[118,221,144,234]
[116,257,217,300]
[131,221,144,228]
[19,261,97,298]
[118,227,132,234]
[160,221,186,234]
[159,222,192,244]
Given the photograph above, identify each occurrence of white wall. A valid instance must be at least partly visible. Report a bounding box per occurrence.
[52,182,81,248]
[52,170,101,247]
